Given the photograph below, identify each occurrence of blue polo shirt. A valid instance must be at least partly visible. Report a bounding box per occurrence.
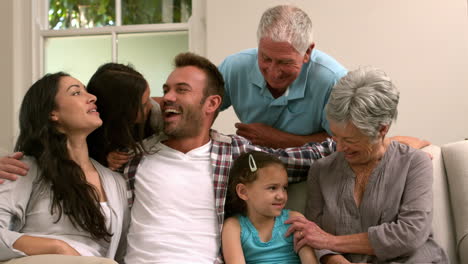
[219,48,346,135]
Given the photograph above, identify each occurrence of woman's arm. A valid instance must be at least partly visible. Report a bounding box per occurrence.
[0,158,80,260]
[221,217,246,264]
[286,217,374,255]
[13,235,80,256]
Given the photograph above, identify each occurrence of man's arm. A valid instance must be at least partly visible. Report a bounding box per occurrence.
[388,136,430,149]
[235,123,329,149]
[235,123,431,150]
[0,152,29,183]
[232,134,335,184]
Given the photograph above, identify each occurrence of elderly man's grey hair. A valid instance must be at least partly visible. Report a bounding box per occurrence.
[257,5,313,55]
[325,67,400,140]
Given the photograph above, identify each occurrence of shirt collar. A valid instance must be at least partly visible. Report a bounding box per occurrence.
[210,129,232,144]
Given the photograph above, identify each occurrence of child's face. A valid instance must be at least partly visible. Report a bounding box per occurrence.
[242,164,288,219]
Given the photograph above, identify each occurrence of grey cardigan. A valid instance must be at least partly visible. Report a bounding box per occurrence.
[0,156,129,262]
[306,141,448,263]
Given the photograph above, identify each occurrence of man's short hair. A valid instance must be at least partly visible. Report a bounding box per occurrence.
[174,52,225,118]
[257,5,314,55]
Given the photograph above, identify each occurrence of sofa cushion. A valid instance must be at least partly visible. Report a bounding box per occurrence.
[442,140,468,264]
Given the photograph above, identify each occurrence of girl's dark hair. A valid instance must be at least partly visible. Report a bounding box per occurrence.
[86,63,155,166]
[14,72,111,241]
[225,151,286,218]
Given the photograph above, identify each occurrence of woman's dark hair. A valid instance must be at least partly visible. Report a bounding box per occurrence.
[86,63,155,166]
[225,151,286,218]
[14,72,111,241]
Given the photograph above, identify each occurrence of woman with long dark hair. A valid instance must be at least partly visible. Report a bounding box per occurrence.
[0,73,128,263]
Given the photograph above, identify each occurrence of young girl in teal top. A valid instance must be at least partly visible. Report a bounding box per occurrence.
[222,151,318,264]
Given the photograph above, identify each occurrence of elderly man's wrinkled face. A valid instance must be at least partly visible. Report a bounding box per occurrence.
[257,38,311,96]
[329,120,381,166]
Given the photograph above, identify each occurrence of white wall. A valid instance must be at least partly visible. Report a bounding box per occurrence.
[0,1,14,154]
[209,0,468,145]
[0,0,33,154]
[1,0,467,152]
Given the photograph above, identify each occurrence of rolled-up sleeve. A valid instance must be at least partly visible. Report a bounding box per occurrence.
[0,228,26,260]
[368,151,433,260]
[0,159,35,260]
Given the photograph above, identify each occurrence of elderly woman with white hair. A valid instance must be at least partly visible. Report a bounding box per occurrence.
[285,68,448,263]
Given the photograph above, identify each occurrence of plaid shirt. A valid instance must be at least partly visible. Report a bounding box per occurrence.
[123,129,334,263]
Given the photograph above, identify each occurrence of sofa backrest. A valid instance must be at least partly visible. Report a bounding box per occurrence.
[441,140,468,264]
[423,145,458,264]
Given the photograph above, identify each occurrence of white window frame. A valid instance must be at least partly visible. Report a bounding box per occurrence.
[31,0,206,81]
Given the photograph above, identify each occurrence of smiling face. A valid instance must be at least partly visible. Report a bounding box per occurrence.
[257,37,312,96]
[161,66,207,138]
[329,120,384,166]
[239,164,288,220]
[50,76,102,136]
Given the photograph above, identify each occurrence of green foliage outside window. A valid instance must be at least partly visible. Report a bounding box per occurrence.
[49,0,192,29]
[49,0,115,29]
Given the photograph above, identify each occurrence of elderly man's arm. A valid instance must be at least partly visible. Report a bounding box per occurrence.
[234,123,431,150]
[235,122,329,148]
[388,136,430,149]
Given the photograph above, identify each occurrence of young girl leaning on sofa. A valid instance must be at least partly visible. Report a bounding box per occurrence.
[222,151,318,264]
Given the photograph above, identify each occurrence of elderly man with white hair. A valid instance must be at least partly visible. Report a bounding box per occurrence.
[219,5,347,149]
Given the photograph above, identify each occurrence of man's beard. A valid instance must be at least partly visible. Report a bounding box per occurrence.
[163,103,203,138]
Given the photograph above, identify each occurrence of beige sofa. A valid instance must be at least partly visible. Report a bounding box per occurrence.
[286,140,468,264]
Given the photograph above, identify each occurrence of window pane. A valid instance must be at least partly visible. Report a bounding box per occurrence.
[49,0,115,29]
[122,0,191,25]
[44,35,112,84]
[117,31,189,96]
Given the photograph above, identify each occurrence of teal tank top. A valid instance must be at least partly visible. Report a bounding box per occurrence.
[238,209,301,264]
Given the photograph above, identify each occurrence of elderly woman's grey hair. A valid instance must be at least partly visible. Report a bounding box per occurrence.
[325,67,400,140]
[257,5,313,55]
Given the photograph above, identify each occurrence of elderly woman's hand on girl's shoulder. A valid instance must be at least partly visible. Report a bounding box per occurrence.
[285,216,335,253]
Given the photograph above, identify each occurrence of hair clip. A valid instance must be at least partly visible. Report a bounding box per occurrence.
[248,154,257,172]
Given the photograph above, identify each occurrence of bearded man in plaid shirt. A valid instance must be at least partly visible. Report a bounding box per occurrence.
[122,52,335,264]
